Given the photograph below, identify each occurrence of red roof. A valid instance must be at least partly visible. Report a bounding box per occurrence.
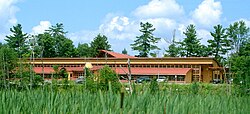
[100,50,136,58]
[33,66,103,74]
[114,67,192,75]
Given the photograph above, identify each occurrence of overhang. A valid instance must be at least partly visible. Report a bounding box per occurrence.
[114,67,192,76]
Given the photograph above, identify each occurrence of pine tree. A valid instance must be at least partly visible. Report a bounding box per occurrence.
[90,34,111,57]
[122,48,128,54]
[131,22,160,57]
[181,24,203,57]
[208,24,231,61]
[5,24,29,58]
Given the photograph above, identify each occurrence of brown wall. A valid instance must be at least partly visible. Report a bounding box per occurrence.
[201,65,213,83]
[185,70,192,83]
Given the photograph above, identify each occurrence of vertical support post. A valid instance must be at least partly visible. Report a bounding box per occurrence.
[199,65,202,82]
[68,72,71,80]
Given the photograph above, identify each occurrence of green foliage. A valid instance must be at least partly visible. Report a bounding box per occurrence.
[149,78,159,93]
[121,48,128,54]
[227,20,250,54]
[131,22,161,57]
[90,34,111,57]
[190,82,200,94]
[98,65,121,92]
[0,45,18,77]
[208,24,231,62]
[35,23,76,58]
[5,24,29,58]
[164,36,182,57]
[52,65,59,78]
[180,24,206,57]
[238,39,250,56]
[0,85,249,113]
[76,43,92,57]
[230,56,250,95]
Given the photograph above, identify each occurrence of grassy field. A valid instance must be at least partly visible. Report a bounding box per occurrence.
[0,84,249,114]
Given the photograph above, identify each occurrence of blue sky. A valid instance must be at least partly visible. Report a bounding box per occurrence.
[0,0,250,56]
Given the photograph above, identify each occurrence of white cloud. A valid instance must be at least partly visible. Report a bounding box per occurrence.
[191,0,222,27]
[67,0,225,55]
[197,29,212,45]
[67,30,99,46]
[133,0,184,19]
[0,0,19,42]
[99,16,139,40]
[0,0,19,33]
[31,21,51,34]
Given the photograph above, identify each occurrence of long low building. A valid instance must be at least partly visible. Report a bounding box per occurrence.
[30,50,225,83]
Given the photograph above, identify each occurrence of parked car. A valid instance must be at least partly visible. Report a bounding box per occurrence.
[75,76,85,84]
[135,77,151,83]
[156,76,166,82]
[212,79,221,84]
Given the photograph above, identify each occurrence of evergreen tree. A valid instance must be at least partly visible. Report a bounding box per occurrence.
[180,24,203,57]
[131,22,160,57]
[90,34,111,57]
[5,24,29,58]
[208,24,231,61]
[121,48,128,54]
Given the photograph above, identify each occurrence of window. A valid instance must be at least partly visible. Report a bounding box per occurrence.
[177,75,185,81]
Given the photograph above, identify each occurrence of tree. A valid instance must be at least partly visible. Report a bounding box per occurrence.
[98,65,121,92]
[47,23,69,57]
[180,24,203,57]
[57,38,76,57]
[5,24,29,58]
[227,20,250,54]
[121,48,128,55]
[76,43,92,57]
[0,45,18,88]
[208,24,231,61]
[230,56,250,95]
[35,33,56,58]
[238,39,250,56]
[41,23,76,57]
[131,22,161,57]
[90,34,111,57]
[165,35,181,57]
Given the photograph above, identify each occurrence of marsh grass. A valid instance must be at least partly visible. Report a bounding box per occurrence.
[0,84,249,114]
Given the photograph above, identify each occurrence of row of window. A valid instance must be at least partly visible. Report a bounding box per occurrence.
[34,64,202,69]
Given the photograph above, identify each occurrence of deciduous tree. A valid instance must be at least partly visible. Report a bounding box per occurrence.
[227,21,250,54]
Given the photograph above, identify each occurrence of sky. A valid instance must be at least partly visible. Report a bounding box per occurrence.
[0,0,250,56]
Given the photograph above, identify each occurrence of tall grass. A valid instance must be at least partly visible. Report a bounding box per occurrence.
[0,86,249,114]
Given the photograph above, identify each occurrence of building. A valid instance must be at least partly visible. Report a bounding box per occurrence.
[31,50,224,83]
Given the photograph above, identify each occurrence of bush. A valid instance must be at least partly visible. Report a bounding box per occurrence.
[97,65,121,92]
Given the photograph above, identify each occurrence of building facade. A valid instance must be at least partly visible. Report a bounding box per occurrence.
[30,50,224,83]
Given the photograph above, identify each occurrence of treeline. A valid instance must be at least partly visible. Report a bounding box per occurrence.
[0,20,249,93]
[3,23,112,58]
